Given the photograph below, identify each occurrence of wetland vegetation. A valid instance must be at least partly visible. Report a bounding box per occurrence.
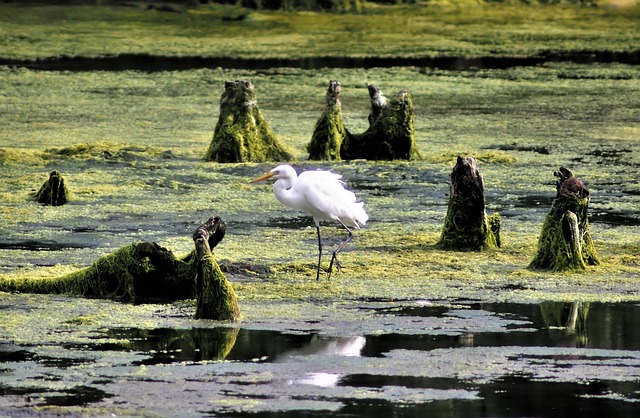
[1,1,639,416]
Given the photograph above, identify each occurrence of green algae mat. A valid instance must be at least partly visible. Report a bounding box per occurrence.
[0,64,639,303]
[1,2,640,415]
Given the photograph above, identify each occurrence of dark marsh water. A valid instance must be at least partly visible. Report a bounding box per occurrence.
[2,299,640,416]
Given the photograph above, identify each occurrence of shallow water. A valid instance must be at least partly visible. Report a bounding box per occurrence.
[2,299,640,416]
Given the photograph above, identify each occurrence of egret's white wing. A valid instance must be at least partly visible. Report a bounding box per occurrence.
[297,170,368,227]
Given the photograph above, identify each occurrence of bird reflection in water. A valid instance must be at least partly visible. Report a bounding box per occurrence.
[284,336,366,388]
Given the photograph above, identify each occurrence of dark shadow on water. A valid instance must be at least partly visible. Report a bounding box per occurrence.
[2,50,639,72]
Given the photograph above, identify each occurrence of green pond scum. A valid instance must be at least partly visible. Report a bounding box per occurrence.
[0,62,639,309]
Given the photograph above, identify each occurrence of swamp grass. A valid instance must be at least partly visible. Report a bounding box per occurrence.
[0,63,639,309]
[0,2,639,61]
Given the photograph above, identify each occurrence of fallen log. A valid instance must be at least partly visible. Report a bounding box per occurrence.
[529,167,600,271]
[204,80,292,163]
[307,80,347,161]
[0,216,239,321]
[340,84,419,161]
[35,170,69,206]
[437,156,501,251]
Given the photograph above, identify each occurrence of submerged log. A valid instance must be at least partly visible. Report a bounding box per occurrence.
[307,80,347,161]
[35,170,69,206]
[0,216,239,321]
[340,84,419,160]
[437,156,501,251]
[204,80,292,163]
[529,167,600,271]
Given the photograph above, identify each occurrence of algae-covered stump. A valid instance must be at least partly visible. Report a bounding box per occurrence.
[193,216,240,321]
[0,215,239,321]
[341,84,419,161]
[437,156,501,251]
[204,80,292,163]
[529,167,600,271]
[35,170,69,206]
[307,80,347,161]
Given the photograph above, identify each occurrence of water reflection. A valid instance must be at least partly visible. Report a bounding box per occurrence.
[540,301,589,347]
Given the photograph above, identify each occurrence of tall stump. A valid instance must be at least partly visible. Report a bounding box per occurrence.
[205,80,292,163]
[307,80,347,161]
[341,84,419,161]
[437,156,501,251]
[529,167,600,271]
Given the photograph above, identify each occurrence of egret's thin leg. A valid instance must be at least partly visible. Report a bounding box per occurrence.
[327,220,354,280]
[315,225,323,281]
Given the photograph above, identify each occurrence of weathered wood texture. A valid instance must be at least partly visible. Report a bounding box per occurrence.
[205,80,292,163]
[437,156,501,251]
[0,216,239,321]
[529,167,600,271]
[340,84,419,161]
[35,170,69,206]
[307,80,346,161]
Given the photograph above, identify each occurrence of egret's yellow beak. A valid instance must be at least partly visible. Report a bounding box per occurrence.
[251,171,276,183]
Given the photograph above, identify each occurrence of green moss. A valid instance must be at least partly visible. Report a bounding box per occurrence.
[341,86,420,160]
[195,254,240,321]
[529,168,600,272]
[307,80,346,161]
[205,80,293,163]
[34,170,70,206]
[437,157,501,251]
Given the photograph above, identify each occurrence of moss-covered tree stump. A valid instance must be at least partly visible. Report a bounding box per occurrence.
[0,216,239,321]
[307,80,347,161]
[35,170,69,206]
[437,156,501,251]
[341,84,419,161]
[193,216,240,320]
[529,167,600,271]
[204,80,292,163]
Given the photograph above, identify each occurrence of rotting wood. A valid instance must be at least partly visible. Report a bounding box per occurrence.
[340,84,420,161]
[0,215,239,321]
[35,170,69,206]
[529,167,600,271]
[307,80,346,161]
[204,80,292,163]
[437,156,501,251]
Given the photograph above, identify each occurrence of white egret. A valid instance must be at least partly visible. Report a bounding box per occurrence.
[252,164,368,280]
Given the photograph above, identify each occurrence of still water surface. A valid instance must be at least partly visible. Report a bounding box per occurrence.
[2,300,640,416]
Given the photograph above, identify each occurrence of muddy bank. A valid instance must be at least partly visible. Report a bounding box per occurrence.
[1,50,639,72]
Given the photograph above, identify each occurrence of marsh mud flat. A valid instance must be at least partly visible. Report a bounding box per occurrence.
[1,295,640,417]
[1,50,640,72]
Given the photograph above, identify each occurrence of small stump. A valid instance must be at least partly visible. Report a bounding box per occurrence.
[35,170,69,206]
[341,84,419,160]
[437,156,501,251]
[307,80,347,161]
[204,80,292,163]
[529,167,600,271]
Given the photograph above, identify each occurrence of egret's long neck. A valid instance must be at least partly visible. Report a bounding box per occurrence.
[273,178,300,208]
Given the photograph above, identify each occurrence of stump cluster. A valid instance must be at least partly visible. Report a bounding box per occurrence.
[308,81,419,161]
